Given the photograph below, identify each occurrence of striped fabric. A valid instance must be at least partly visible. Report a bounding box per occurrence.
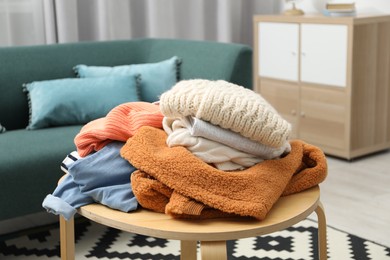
[0,123,6,133]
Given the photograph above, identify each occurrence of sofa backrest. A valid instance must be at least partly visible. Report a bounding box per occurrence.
[0,38,252,130]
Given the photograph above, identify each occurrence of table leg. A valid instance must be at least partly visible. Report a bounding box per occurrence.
[180,240,197,260]
[200,241,227,260]
[60,216,75,260]
[315,201,327,260]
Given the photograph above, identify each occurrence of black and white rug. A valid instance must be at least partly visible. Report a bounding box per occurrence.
[1,218,389,260]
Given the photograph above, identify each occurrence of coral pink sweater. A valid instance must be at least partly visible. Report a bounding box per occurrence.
[75,102,163,157]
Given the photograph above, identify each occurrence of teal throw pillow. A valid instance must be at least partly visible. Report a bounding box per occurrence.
[74,56,181,102]
[23,76,140,130]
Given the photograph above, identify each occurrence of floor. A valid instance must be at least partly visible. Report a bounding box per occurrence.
[308,149,390,247]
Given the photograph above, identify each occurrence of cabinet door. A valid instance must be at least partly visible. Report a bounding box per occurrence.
[300,24,348,87]
[299,86,347,150]
[258,22,299,81]
[259,78,300,139]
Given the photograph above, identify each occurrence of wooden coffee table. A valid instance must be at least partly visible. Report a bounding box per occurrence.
[59,186,326,260]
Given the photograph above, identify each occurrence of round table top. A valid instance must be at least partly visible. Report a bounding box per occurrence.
[78,186,320,241]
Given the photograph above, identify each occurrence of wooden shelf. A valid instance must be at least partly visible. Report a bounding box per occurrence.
[253,14,390,159]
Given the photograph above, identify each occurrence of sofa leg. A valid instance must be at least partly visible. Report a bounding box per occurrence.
[60,216,75,260]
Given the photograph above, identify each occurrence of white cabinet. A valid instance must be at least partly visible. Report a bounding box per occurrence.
[258,22,299,81]
[258,22,348,87]
[254,15,390,159]
[300,24,348,87]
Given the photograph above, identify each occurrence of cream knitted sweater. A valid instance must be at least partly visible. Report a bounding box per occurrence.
[159,79,291,148]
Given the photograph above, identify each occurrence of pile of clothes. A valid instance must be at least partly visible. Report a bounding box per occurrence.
[43,79,327,221]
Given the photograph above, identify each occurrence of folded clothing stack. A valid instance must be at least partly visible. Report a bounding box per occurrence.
[120,80,326,220]
[159,79,292,170]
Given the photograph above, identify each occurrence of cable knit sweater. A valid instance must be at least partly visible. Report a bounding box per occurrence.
[159,79,291,148]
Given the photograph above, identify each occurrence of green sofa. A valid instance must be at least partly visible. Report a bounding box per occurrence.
[0,38,252,223]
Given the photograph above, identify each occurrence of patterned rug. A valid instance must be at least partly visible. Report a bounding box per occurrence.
[0,218,389,260]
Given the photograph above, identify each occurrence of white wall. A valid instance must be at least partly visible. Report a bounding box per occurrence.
[289,0,390,14]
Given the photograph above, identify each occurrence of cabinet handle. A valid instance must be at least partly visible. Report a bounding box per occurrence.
[291,51,297,56]
[300,112,305,118]
[301,52,306,57]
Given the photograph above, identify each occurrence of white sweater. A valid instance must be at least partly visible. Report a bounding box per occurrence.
[159,79,291,148]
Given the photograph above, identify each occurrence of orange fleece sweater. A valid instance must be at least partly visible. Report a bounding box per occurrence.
[121,126,327,220]
[75,102,163,157]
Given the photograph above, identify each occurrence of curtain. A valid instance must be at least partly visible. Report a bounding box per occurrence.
[0,0,281,47]
[0,0,47,46]
[75,0,280,46]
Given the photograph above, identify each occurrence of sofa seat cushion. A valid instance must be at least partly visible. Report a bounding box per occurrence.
[0,125,82,219]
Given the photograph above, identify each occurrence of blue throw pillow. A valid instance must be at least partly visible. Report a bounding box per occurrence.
[74,56,181,102]
[23,76,140,130]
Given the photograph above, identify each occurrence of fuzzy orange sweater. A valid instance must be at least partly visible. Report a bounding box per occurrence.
[74,102,163,157]
[121,126,327,220]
